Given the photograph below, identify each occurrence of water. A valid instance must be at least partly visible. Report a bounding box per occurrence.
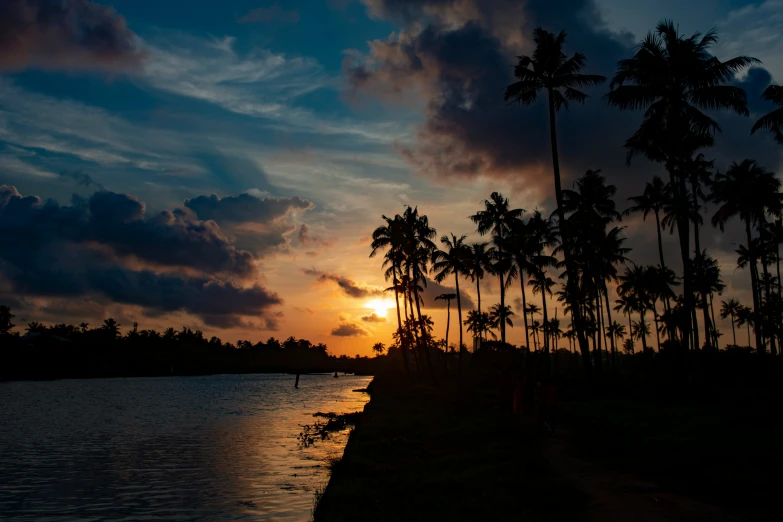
[0,373,372,521]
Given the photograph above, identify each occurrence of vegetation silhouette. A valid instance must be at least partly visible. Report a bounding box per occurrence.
[0,314,391,380]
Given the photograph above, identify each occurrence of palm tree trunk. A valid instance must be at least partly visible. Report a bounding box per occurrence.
[520,274,530,350]
[730,312,736,346]
[445,300,451,354]
[594,287,603,370]
[654,308,661,351]
[747,322,752,348]
[654,209,673,317]
[541,288,549,355]
[709,293,718,348]
[602,285,617,365]
[627,310,634,354]
[667,168,694,351]
[692,183,714,350]
[547,89,591,378]
[392,270,409,372]
[499,271,506,344]
[476,277,483,345]
[640,310,649,352]
[455,272,464,374]
[762,257,777,355]
[745,221,765,353]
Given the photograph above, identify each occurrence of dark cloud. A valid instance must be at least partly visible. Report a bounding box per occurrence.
[303,268,385,298]
[298,224,336,248]
[58,170,104,191]
[0,185,284,326]
[331,322,370,337]
[347,0,780,207]
[0,0,144,72]
[185,193,313,226]
[421,279,475,310]
[239,4,300,24]
[361,312,386,322]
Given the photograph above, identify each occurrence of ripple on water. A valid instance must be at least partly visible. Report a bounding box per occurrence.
[0,373,371,521]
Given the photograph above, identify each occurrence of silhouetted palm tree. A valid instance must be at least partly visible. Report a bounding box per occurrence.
[720,298,741,346]
[505,28,606,375]
[102,318,120,339]
[751,85,783,144]
[489,304,515,337]
[736,304,754,348]
[434,293,458,357]
[470,192,523,344]
[464,310,494,344]
[432,234,469,368]
[626,176,671,271]
[465,242,492,317]
[529,268,555,354]
[605,20,758,351]
[712,159,782,352]
[372,342,386,356]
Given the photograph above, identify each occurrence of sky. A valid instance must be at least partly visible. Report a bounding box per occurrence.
[1,0,782,355]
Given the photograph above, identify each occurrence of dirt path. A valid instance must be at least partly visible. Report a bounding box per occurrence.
[543,431,743,522]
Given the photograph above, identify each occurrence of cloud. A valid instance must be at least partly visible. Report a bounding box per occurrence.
[331,322,370,337]
[185,193,313,225]
[361,312,386,322]
[0,0,144,72]
[239,4,301,24]
[718,0,783,82]
[344,0,638,194]
[420,279,475,309]
[58,169,104,190]
[298,224,336,248]
[303,268,385,298]
[0,185,284,326]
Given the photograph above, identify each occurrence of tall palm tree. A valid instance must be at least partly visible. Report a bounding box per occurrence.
[720,298,741,346]
[470,192,523,344]
[712,159,783,352]
[632,319,651,352]
[434,293,457,356]
[626,176,671,272]
[751,85,783,144]
[505,28,605,375]
[606,321,627,353]
[432,234,469,366]
[465,242,492,317]
[605,20,758,351]
[371,214,410,370]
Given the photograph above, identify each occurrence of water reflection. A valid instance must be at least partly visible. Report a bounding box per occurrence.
[0,373,371,521]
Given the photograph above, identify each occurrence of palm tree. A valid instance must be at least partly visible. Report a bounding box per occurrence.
[529,268,555,354]
[371,214,408,369]
[434,293,458,356]
[605,20,758,351]
[102,318,120,339]
[470,192,523,344]
[489,304,515,338]
[465,242,492,317]
[632,319,651,352]
[626,177,672,277]
[720,298,741,346]
[751,85,783,144]
[505,28,606,375]
[78,322,89,333]
[432,234,469,368]
[464,310,494,345]
[712,159,783,352]
[372,342,386,356]
[736,304,754,348]
[529,319,542,352]
[606,321,627,353]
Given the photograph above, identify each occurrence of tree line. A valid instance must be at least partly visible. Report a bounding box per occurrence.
[369,22,783,378]
[0,306,383,380]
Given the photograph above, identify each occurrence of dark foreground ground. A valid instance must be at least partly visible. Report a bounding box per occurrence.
[314,371,780,522]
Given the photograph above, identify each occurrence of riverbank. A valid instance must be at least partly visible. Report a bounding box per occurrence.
[315,371,777,522]
[313,372,585,521]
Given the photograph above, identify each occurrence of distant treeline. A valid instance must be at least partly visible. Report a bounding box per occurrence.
[0,307,384,381]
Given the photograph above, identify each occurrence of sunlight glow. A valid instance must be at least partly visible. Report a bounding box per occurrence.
[365,299,395,318]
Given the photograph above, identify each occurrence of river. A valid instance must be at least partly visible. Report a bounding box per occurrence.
[0,373,372,521]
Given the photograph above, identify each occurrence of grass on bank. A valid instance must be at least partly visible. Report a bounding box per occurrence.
[313,371,586,522]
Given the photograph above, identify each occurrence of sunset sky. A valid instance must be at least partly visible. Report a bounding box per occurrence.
[1,0,782,355]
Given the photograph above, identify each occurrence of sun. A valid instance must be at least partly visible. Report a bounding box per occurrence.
[365,299,394,318]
